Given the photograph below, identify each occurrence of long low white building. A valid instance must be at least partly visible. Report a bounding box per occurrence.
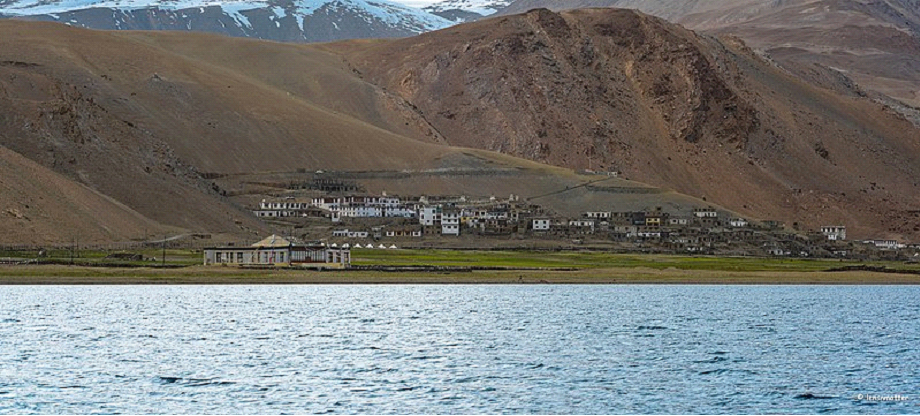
[203,235,350,268]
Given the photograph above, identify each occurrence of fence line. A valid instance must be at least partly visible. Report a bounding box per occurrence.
[0,238,216,252]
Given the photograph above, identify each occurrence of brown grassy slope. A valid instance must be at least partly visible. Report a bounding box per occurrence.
[0,22,460,243]
[0,145,177,245]
[343,8,920,240]
[0,23,300,240]
[0,21,723,243]
[108,32,450,147]
[0,24,454,173]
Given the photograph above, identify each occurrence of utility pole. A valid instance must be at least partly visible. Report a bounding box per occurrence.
[70,237,75,265]
[162,237,166,267]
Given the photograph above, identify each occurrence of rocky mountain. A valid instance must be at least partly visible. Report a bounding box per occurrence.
[423,0,510,22]
[0,0,452,42]
[344,8,920,240]
[495,0,920,109]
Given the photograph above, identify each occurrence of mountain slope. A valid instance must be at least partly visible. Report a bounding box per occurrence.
[495,0,920,108]
[0,145,179,245]
[343,8,920,240]
[0,21,447,243]
[2,12,919,244]
[0,0,452,42]
[495,0,792,23]
[0,20,716,244]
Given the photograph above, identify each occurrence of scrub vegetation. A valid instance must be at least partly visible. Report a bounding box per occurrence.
[2,248,919,284]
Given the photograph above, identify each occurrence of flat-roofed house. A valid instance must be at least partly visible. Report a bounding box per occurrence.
[441,209,461,235]
[204,235,350,268]
[532,218,551,231]
[820,226,846,241]
[693,208,718,218]
[729,218,749,228]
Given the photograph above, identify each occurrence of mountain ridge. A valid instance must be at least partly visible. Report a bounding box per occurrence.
[0,0,453,42]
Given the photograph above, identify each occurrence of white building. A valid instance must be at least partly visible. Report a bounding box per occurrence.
[694,208,718,218]
[419,206,440,226]
[865,240,903,250]
[532,219,551,231]
[204,235,350,268]
[254,198,313,218]
[821,226,847,241]
[312,195,417,222]
[568,219,596,234]
[441,210,461,236]
[729,218,749,228]
[669,218,689,226]
[332,229,369,239]
[569,219,595,228]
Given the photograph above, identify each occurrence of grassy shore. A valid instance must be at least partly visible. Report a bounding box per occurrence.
[1,249,919,284]
[2,264,920,284]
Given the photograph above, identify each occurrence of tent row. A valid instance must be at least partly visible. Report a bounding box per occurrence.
[326,243,398,249]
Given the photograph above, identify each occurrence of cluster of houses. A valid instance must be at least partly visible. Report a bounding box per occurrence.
[817,226,910,250]
[255,196,416,221]
[251,194,915,258]
[254,194,534,236]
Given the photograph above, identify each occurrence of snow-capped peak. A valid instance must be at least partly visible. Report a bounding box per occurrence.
[423,0,510,16]
[0,0,453,43]
[1,0,451,32]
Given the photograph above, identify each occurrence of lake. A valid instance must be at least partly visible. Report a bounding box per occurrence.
[1,285,918,414]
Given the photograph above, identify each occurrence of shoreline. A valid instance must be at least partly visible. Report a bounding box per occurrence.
[2,264,920,285]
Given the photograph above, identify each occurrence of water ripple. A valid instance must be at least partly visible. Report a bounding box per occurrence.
[0,285,918,414]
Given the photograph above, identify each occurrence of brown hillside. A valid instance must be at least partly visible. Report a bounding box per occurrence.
[0,145,175,245]
[0,22,468,244]
[496,0,798,24]
[344,8,920,240]
[496,0,920,108]
[0,20,716,244]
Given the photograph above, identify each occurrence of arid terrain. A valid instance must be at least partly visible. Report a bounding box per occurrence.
[0,19,709,245]
[496,0,920,109]
[1,7,919,245]
[343,8,920,241]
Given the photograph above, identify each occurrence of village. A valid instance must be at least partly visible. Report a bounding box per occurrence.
[240,192,920,264]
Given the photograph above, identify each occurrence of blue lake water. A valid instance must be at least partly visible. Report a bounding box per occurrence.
[0,285,918,414]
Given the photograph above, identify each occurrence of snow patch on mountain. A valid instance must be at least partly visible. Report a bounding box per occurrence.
[0,0,453,32]
[423,0,509,16]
